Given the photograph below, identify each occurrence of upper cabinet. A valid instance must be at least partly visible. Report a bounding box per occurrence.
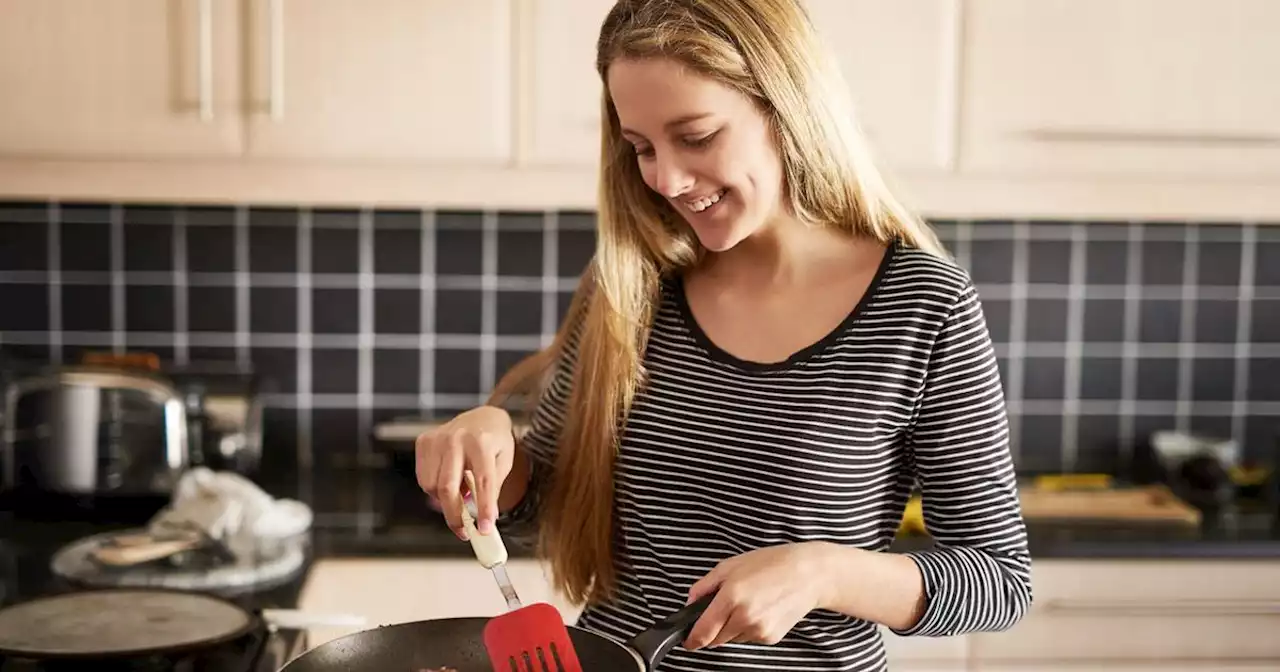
[0,0,244,159]
[1,0,1277,219]
[524,0,614,169]
[0,0,513,166]
[959,0,1280,179]
[808,0,961,175]
[524,0,961,177]
[243,0,513,163]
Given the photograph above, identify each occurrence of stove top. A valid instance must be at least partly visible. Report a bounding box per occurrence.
[0,497,312,672]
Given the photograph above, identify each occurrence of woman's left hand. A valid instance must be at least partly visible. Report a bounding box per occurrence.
[683,541,838,650]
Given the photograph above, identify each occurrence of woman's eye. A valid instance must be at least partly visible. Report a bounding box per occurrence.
[633,144,654,158]
[683,132,717,148]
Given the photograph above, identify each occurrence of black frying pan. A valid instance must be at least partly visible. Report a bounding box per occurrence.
[280,594,712,672]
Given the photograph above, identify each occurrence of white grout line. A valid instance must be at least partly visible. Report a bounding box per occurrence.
[6,270,1275,302]
[479,210,499,402]
[1232,223,1257,444]
[254,392,1280,417]
[419,210,437,410]
[356,207,375,466]
[296,208,314,470]
[1176,225,1200,433]
[110,204,124,354]
[1059,222,1088,471]
[541,209,560,348]
[10,329,1279,360]
[47,200,62,364]
[173,208,189,366]
[1004,220,1030,464]
[234,206,250,367]
[1118,222,1144,465]
[356,207,377,530]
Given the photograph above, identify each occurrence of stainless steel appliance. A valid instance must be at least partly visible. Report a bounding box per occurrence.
[1,356,265,496]
[2,365,190,496]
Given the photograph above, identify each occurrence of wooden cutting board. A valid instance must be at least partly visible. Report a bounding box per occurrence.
[1019,485,1202,525]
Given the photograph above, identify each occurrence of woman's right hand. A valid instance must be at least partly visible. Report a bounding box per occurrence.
[414,405,515,540]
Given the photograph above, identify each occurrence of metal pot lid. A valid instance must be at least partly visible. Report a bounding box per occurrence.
[0,588,255,658]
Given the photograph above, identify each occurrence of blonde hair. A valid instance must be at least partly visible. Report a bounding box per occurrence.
[490,0,946,607]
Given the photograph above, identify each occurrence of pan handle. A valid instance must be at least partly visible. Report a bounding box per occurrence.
[628,593,715,669]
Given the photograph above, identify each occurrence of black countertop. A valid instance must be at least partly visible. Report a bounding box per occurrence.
[290,455,1280,561]
[3,457,1279,620]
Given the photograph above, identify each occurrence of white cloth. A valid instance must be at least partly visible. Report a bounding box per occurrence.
[149,468,312,560]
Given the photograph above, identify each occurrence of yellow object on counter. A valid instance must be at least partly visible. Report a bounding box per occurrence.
[1032,473,1113,491]
[897,494,926,536]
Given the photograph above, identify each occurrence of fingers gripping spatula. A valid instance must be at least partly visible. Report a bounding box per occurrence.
[460,472,584,672]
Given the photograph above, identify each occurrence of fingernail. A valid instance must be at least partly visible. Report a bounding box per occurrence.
[478,518,493,535]
[456,528,470,541]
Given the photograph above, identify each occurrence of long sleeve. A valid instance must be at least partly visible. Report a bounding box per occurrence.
[891,279,1033,637]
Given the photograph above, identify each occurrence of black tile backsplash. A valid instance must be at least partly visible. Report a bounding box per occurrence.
[1,201,1278,479]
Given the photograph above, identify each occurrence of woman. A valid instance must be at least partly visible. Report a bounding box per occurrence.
[416,0,1032,669]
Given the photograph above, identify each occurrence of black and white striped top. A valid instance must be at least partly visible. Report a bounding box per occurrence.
[512,240,1033,671]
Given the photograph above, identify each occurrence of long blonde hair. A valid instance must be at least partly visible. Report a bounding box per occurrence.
[490,0,946,607]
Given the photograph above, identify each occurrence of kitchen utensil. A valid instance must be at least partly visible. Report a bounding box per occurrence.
[277,595,713,672]
[459,471,583,671]
[91,535,208,567]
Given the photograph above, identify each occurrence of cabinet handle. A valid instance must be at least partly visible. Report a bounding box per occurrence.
[1021,127,1280,146]
[198,0,213,121]
[268,0,285,120]
[1046,598,1280,617]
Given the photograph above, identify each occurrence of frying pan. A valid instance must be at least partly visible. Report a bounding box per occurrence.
[279,593,713,672]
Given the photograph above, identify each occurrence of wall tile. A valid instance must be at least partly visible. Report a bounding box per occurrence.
[2,200,1278,475]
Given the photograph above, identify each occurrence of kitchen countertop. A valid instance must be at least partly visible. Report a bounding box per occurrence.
[2,459,1278,620]
[287,458,1280,561]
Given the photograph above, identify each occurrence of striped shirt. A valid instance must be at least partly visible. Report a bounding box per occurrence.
[509,240,1033,671]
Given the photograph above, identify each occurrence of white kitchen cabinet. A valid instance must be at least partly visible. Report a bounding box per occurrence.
[974,666,1278,672]
[959,0,1280,179]
[523,0,615,168]
[242,0,513,164]
[295,557,582,648]
[0,0,244,159]
[523,0,961,177]
[806,0,962,175]
[969,559,1280,665]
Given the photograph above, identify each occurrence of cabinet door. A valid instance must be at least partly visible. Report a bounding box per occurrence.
[524,0,960,176]
[0,0,244,159]
[807,0,961,175]
[524,0,615,168]
[244,0,513,164]
[959,0,1280,178]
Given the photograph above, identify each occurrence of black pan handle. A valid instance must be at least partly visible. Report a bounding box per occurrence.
[628,592,716,669]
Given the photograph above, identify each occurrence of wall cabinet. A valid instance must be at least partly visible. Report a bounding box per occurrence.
[960,0,1280,180]
[0,0,244,159]
[1,0,1278,220]
[0,0,512,166]
[243,0,512,163]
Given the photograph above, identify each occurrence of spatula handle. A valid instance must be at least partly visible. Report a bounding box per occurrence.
[462,470,509,569]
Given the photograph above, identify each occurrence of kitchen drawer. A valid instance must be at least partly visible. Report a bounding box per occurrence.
[971,560,1280,663]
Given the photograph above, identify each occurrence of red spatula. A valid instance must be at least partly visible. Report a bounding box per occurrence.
[460,472,584,672]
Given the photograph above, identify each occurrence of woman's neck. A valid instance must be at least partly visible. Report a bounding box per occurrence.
[698,217,875,291]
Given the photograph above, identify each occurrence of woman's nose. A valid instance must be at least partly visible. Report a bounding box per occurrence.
[653,153,694,199]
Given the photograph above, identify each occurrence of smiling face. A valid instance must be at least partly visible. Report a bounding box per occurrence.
[606,57,787,253]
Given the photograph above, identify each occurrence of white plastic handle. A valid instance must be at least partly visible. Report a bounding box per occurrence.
[462,471,508,569]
